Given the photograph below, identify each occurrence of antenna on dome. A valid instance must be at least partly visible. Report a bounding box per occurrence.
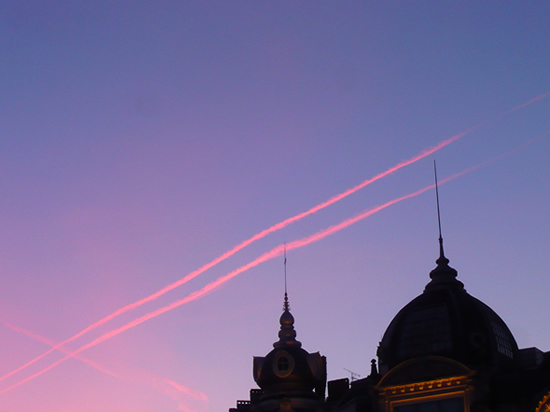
[428,161,460,287]
[283,242,289,312]
[284,242,287,295]
[433,160,446,261]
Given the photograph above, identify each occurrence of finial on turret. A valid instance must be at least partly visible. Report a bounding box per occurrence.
[274,244,301,347]
[274,297,301,348]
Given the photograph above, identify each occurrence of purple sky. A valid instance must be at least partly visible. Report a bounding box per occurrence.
[1,2,549,412]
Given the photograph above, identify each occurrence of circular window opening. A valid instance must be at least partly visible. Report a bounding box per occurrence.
[277,356,289,371]
[273,351,294,378]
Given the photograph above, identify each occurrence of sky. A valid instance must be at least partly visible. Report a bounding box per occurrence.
[1,2,549,411]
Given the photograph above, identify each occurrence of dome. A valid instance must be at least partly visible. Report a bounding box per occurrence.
[377,245,519,374]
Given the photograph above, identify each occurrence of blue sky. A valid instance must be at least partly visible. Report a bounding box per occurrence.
[1,2,549,412]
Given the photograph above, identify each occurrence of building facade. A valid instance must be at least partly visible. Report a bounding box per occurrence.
[230,241,550,412]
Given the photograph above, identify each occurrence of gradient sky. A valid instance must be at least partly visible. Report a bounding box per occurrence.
[1,2,549,412]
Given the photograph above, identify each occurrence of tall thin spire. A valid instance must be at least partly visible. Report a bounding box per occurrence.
[283,242,289,312]
[426,161,461,290]
[433,160,447,264]
[274,242,300,347]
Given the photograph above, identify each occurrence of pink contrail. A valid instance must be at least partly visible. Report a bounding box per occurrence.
[164,379,209,402]
[0,320,209,404]
[0,320,119,379]
[3,134,542,394]
[0,131,464,383]
[6,136,532,395]
[0,161,498,394]
[502,91,550,115]
[2,92,547,386]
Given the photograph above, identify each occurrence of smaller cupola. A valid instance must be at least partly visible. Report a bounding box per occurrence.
[253,293,327,407]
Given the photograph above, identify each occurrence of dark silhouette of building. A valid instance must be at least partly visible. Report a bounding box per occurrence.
[230,240,550,412]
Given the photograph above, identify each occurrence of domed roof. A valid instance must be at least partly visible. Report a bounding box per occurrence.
[253,293,326,401]
[377,244,519,374]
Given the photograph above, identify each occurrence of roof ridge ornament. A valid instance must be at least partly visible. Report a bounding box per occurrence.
[426,161,463,291]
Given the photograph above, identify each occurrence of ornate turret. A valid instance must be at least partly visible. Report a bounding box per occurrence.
[252,293,326,412]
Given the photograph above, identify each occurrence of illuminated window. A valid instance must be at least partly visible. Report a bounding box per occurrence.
[394,397,464,412]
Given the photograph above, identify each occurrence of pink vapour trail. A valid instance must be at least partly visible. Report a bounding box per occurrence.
[502,91,550,115]
[2,148,524,395]
[1,91,547,386]
[0,320,209,404]
[0,320,118,379]
[0,131,463,383]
